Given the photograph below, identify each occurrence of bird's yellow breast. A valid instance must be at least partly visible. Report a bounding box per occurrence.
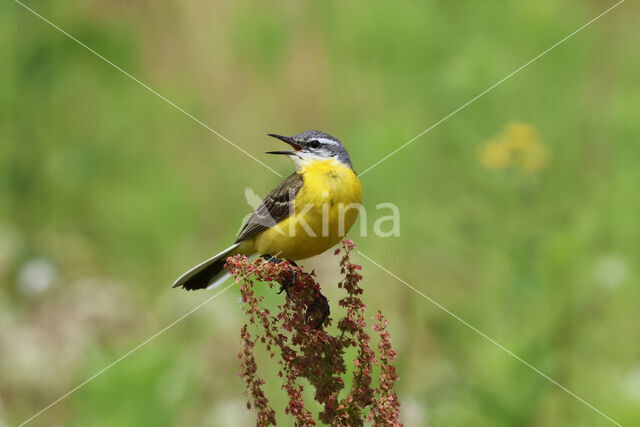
[254,159,362,260]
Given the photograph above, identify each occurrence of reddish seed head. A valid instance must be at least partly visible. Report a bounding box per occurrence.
[234,241,401,426]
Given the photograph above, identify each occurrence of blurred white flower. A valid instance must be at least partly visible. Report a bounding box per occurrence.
[0,277,138,394]
[623,365,640,400]
[205,399,253,427]
[593,254,627,290]
[401,397,428,426]
[17,258,58,296]
[1,327,43,385]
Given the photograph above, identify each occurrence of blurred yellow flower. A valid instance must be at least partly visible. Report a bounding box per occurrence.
[520,143,550,173]
[479,139,511,170]
[479,122,550,174]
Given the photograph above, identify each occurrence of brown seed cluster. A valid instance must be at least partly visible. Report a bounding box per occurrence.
[228,240,401,426]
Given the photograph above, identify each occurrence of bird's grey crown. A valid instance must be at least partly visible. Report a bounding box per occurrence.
[291,130,353,168]
[292,130,338,142]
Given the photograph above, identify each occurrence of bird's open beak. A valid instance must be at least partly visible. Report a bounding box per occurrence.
[266,133,303,155]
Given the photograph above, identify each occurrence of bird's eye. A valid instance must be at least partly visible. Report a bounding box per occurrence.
[309,140,320,149]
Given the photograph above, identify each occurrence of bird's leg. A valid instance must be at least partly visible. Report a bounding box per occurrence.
[261,255,329,329]
[261,254,279,264]
[261,255,298,299]
[261,254,298,267]
[277,268,296,299]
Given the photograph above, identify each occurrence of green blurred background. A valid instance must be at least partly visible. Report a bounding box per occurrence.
[1,0,639,425]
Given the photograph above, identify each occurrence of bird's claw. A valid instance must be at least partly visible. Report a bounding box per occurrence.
[262,254,329,329]
[277,268,296,300]
[263,254,297,300]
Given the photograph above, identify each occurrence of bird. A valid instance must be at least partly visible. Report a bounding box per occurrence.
[173,130,363,291]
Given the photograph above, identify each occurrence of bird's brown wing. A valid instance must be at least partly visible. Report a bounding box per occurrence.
[235,172,304,243]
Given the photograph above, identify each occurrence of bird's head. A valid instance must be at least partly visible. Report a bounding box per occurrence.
[266,130,353,169]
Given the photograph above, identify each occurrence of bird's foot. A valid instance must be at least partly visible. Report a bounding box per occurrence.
[262,254,298,267]
[277,268,296,299]
[262,255,298,299]
[261,254,329,329]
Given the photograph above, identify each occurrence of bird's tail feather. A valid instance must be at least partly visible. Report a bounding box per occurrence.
[172,243,242,291]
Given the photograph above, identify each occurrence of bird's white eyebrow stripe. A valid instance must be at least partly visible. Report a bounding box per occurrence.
[314,137,339,145]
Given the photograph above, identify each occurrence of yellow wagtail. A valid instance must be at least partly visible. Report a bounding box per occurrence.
[173,130,362,290]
